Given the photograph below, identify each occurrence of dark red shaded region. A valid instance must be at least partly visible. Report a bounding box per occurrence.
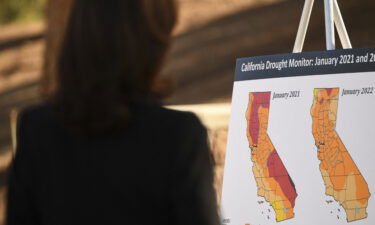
[267,150,297,207]
[248,92,271,145]
[326,88,333,96]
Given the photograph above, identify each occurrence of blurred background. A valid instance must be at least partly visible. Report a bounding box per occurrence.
[1,0,375,224]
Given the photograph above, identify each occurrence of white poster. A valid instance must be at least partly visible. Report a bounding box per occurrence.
[221,48,375,225]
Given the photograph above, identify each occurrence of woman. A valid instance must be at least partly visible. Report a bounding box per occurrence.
[6,1,220,225]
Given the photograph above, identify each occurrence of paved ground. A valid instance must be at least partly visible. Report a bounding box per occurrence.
[1,0,375,223]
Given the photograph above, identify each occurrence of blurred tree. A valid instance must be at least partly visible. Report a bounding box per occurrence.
[43,0,73,95]
[0,0,45,24]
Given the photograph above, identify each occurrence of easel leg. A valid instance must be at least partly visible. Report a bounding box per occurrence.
[293,0,315,53]
[333,0,352,49]
[324,0,335,50]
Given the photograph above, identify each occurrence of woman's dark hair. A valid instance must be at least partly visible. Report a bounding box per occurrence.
[44,0,177,136]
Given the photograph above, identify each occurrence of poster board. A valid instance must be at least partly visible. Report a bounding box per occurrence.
[221,47,375,225]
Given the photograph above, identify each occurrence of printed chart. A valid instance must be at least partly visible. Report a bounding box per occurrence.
[221,48,375,225]
[246,92,297,222]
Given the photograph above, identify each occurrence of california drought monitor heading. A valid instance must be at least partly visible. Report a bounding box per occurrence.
[311,88,371,222]
[245,92,298,222]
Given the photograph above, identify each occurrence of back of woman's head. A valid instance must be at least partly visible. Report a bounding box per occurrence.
[46,0,177,136]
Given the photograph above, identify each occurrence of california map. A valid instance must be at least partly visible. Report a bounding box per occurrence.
[311,88,371,222]
[245,92,298,222]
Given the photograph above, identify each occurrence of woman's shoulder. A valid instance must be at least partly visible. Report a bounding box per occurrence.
[18,103,207,138]
[19,103,205,125]
[19,103,52,117]
[18,103,54,126]
[16,103,59,140]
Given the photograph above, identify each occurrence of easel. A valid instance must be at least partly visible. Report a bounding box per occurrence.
[293,0,352,53]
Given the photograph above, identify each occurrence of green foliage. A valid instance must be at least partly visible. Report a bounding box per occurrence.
[0,0,45,24]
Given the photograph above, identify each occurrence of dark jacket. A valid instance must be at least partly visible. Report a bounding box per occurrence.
[6,104,219,225]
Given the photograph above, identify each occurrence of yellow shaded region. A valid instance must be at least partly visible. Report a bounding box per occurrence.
[311,88,371,222]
